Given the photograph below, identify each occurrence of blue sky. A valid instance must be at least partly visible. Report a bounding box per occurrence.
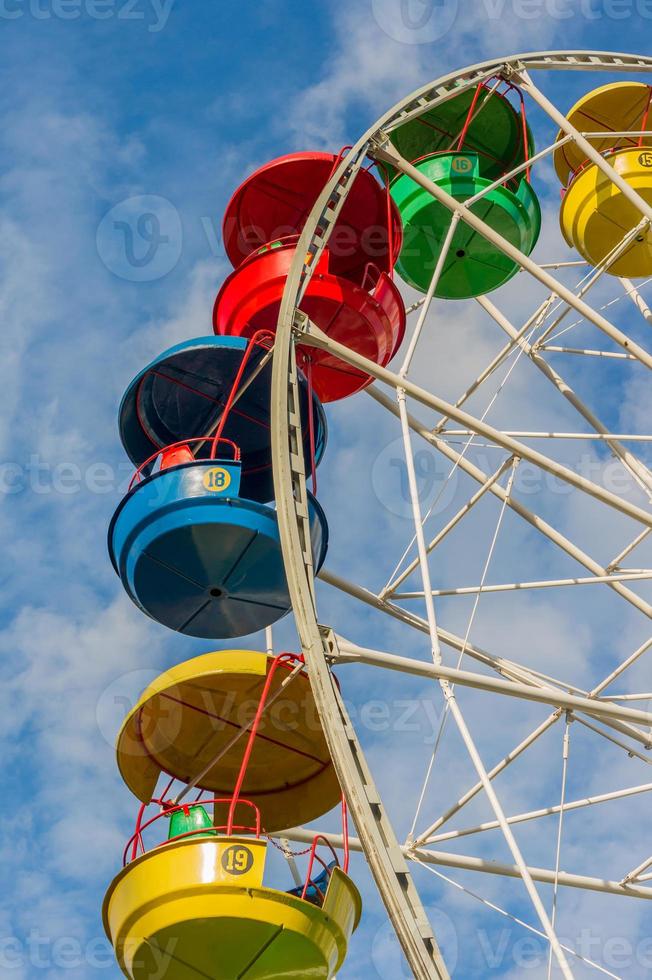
[2,1,652,978]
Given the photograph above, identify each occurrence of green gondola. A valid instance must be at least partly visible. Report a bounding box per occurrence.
[390,152,541,299]
[388,84,535,182]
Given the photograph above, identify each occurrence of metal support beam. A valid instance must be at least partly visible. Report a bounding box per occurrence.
[322,570,583,693]
[332,640,652,729]
[298,315,652,527]
[427,782,652,844]
[517,68,652,226]
[384,457,514,598]
[394,571,652,600]
[272,149,450,978]
[267,49,652,971]
[370,140,652,370]
[280,828,652,901]
[367,385,652,620]
[621,278,652,326]
[478,294,652,495]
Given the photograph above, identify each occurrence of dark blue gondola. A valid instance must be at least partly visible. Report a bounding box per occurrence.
[118,334,327,504]
[108,442,328,639]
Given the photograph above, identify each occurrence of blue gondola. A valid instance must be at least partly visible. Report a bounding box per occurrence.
[118,335,327,503]
[108,451,328,639]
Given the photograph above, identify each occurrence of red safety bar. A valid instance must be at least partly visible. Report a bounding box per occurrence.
[561,85,652,195]
[405,79,529,178]
[209,328,274,457]
[456,82,486,153]
[227,653,304,834]
[123,795,262,866]
[128,436,241,491]
[301,835,340,903]
[561,144,634,197]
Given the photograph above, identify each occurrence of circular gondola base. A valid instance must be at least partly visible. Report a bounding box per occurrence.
[104,840,361,980]
[560,147,652,278]
[127,511,292,638]
[391,153,541,298]
[109,463,328,639]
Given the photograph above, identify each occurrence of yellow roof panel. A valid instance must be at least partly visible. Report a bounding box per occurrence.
[116,650,340,833]
[554,82,652,183]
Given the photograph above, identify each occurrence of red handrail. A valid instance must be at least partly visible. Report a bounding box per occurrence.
[122,650,353,903]
[301,834,340,902]
[209,329,274,460]
[361,261,382,292]
[128,436,241,491]
[456,82,486,153]
[227,653,304,835]
[562,144,636,194]
[123,795,262,866]
[328,145,353,181]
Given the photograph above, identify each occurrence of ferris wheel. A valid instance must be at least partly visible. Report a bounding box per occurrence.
[102,49,652,980]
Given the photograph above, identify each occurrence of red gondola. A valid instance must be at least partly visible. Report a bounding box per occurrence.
[213,239,405,402]
[222,151,403,283]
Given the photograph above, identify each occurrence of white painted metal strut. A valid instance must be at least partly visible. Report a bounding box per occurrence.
[383,457,514,598]
[299,317,652,528]
[281,828,652,901]
[322,571,584,694]
[621,277,652,325]
[271,152,449,977]
[428,782,652,845]
[370,140,652,370]
[395,392,573,977]
[477,293,652,496]
[518,68,652,226]
[394,571,652,599]
[367,386,652,620]
[331,641,652,729]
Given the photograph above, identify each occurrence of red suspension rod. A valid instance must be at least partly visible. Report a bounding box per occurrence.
[227,653,304,836]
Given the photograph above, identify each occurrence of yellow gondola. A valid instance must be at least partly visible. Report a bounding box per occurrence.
[555,82,652,277]
[103,651,361,979]
[104,832,360,978]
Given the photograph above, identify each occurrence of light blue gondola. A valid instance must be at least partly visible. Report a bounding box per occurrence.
[118,335,327,505]
[108,456,328,639]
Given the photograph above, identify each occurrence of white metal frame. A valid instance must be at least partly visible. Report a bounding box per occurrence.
[270,51,652,980]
